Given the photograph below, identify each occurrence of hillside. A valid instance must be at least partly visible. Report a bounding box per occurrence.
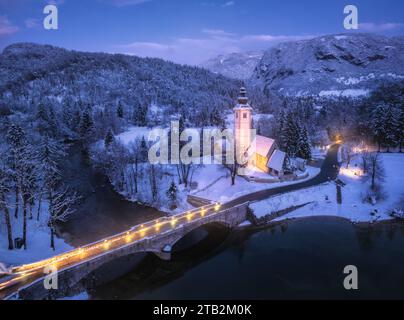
[0,43,241,140]
[200,51,264,80]
[251,33,404,98]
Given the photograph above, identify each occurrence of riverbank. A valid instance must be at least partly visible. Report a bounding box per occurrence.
[248,153,403,226]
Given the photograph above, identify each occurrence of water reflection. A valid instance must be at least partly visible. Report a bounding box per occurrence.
[89,218,404,300]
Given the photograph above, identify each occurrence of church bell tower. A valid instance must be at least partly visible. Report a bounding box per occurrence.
[234,87,253,161]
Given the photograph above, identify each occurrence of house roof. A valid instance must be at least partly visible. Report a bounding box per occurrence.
[254,135,276,157]
[267,150,286,172]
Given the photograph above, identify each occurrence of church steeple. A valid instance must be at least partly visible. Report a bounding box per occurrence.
[234,87,253,161]
[237,87,249,105]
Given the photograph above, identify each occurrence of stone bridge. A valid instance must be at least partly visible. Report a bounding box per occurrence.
[7,202,249,300]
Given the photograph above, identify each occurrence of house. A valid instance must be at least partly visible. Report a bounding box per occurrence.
[234,87,287,177]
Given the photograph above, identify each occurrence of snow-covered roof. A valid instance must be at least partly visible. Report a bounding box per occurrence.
[254,135,276,157]
[267,150,286,172]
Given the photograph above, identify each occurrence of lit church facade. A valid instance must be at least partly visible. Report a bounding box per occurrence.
[234,87,287,177]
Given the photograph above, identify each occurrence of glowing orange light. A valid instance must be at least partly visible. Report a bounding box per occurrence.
[214,203,221,211]
[187,212,193,221]
[103,240,110,250]
[201,209,206,217]
[125,232,132,243]
[171,218,177,227]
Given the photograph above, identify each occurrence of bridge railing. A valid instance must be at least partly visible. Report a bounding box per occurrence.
[10,202,223,277]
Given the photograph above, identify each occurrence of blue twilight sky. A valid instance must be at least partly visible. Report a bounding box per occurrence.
[1,0,404,64]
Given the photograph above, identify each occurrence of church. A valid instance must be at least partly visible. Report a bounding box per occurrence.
[234,87,287,177]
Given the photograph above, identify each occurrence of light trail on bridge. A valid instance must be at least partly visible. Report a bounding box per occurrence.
[0,202,223,298]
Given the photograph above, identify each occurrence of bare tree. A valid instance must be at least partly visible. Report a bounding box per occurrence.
[48,188,79,250]
[361,151,385,191]
[19,157,37,250]
[342,142,355,169]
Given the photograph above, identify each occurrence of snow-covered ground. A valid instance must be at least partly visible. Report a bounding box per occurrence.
[103,126,321,213]
[116,126,151,145]
[0,201,73,267]
[194,165,320,203]
[250,153,404,224]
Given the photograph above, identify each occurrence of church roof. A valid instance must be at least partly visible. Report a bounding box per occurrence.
[254,135,276,157]
[267,150,286,172]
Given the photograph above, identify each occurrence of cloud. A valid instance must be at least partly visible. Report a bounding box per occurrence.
[202,28,236,37]
[115,29,314,65]
[25,18,40,29]
[241,34,313,42]
[0,16,19,36]
[45,0,66,5]
[222,1,235,7]
[359,22,403,32]
[104,0,152,7]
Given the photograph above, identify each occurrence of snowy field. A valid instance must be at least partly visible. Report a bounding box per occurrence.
[194,165,320,204]
[250,153,404,224]
[0,201,73,267]
[106,126,321,213]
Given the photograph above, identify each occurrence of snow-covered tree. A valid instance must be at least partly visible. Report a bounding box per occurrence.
[297,124,312,160]
[35,136,66,221]
[117,102,124,119]
[0,164,13,250]
[104,129,114,149]
[48,188,78,250]
[166,181,177,204]
[6,124,27,219]
[371,105,387,152]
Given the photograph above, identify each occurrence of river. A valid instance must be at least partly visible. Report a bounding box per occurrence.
[58,147,404,300]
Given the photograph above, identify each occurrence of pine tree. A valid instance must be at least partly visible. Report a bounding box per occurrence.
[139,136,148,162]
[79,108,94,146]
[384,105,398,152]
[105,129,114,149]
[395,106,404,153]
[117,103,124,119]
[281,111,300,157]
[166,181,177,203]
[297,125,312,160]
[371,105,387,152]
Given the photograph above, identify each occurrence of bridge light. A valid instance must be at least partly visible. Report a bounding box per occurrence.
[103,240,110,250]
[187,212,193,221]
[171,218,177,227]
[215,203,221,211]
[126,232,132,243]
[201,209,206,217]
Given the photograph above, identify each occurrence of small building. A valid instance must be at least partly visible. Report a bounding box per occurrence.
[267,150,287,177]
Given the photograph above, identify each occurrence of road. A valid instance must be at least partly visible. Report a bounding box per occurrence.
[225,144,340,208]
[0,145,340,299]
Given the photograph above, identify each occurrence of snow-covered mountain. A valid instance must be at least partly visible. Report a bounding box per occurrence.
[0,43,241,132]
[201,51,264,80]
[251,33,404,98]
